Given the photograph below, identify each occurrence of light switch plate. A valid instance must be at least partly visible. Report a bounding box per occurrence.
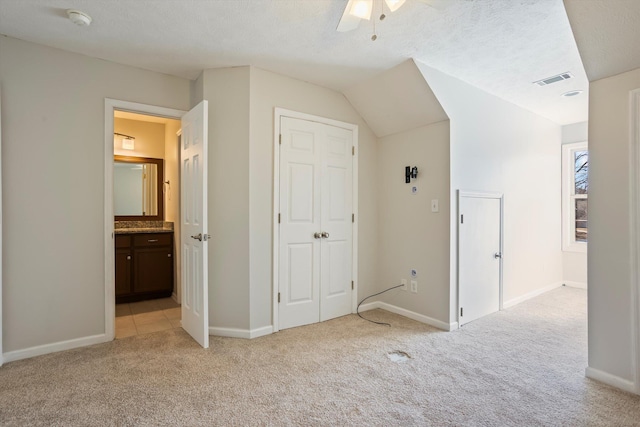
[431,199,439,212]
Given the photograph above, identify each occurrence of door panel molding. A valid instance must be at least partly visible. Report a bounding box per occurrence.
[273,108,358,332]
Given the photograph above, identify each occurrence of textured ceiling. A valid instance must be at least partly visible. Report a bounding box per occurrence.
[0,0,588,125]
[564,0,640,82]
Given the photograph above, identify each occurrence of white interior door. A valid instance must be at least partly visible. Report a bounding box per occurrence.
[180,100,209,348]
[320,125,353,321]
[279,117,353,330]
[279,117,322,329]
[458,192,502,326]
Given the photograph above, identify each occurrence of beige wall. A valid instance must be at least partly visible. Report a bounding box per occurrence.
[417,62,563,324]
[561,121,588,287]
[194,66,378,332]
[199,67,252,330]
[0,36,191,354]
[248,67,378,330]
[114,118,166,158]
[376,121,451,323]
[587,67,640,385]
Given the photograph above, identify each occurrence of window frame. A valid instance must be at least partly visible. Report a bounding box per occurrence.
[562,141,588,253]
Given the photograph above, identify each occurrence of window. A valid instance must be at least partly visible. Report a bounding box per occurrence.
[562,142,588,252]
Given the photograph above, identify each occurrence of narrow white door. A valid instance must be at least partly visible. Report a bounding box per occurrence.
[458,193,502,326]
[279,117,322,329]
[279,117,353,330]
[320,125,353,321]
[180,100,209,348]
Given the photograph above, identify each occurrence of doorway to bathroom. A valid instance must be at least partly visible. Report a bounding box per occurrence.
[112,110,182,339]
[104,99,210,348]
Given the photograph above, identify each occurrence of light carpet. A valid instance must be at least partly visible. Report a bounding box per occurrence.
[1,287,639,426]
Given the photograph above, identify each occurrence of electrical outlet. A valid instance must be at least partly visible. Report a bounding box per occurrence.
[410,280,418,293]
[401,279,407,291]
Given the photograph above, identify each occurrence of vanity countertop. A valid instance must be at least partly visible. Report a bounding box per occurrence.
[115,228,174,235]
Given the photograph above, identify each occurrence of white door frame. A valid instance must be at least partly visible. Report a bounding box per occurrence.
[272,108,358,333]
[104,99,187,340]
[630,88,640,394]
[456,190,504,325]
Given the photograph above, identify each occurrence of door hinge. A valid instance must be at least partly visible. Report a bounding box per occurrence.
[278,213,281,223]
[279,134,282,145]
[460,214,464,224]
[278,292,281,303]
[460,307,463,317]
[351,280,354,290]
[352,213,355,223]
[352,146,355,156]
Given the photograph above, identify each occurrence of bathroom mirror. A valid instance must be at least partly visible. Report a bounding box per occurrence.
[114,155,164,221]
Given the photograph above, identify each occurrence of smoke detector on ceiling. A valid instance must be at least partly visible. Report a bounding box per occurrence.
[562,90,584,97]
[66,10,92,27]
[533,72,574,87]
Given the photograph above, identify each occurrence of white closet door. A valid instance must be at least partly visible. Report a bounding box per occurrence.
[320,125,353,322]
[279,117,323,330]
[279,116,354,330]
[458,193,502,326]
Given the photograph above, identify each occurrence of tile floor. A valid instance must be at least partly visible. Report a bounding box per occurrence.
[115,297,181,339]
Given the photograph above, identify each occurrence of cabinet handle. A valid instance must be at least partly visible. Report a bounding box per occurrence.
[127,255,131,260]
[167,254,172,258]
[148,239,159,243]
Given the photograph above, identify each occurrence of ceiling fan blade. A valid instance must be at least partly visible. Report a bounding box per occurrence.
[337,14,361,32]
[337,0,361,32]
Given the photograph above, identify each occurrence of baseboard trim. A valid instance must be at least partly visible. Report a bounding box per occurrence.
[563,281,587,289]
[503,282,563,309]
[209,325,273,339]
[2,334,109,364]
[358,301,457,331]
[585,367,638,394]
[248,325,273,339]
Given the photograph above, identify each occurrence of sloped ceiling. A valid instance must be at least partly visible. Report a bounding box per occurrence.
[344,60,448,138]
[564,0,640,81]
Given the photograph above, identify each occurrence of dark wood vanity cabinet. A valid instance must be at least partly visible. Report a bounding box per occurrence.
[115,233,174,303]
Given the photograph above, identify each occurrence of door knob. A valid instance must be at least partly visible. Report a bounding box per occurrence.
[191,233,211,242]
[321,232,330,239]
[314,232,322,239]
[494,252,502,259]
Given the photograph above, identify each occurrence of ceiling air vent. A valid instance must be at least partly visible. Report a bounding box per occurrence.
[533,72,574,87]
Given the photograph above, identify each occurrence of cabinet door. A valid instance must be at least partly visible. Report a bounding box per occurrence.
[115,248,132,296]
[133,247,174,294]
